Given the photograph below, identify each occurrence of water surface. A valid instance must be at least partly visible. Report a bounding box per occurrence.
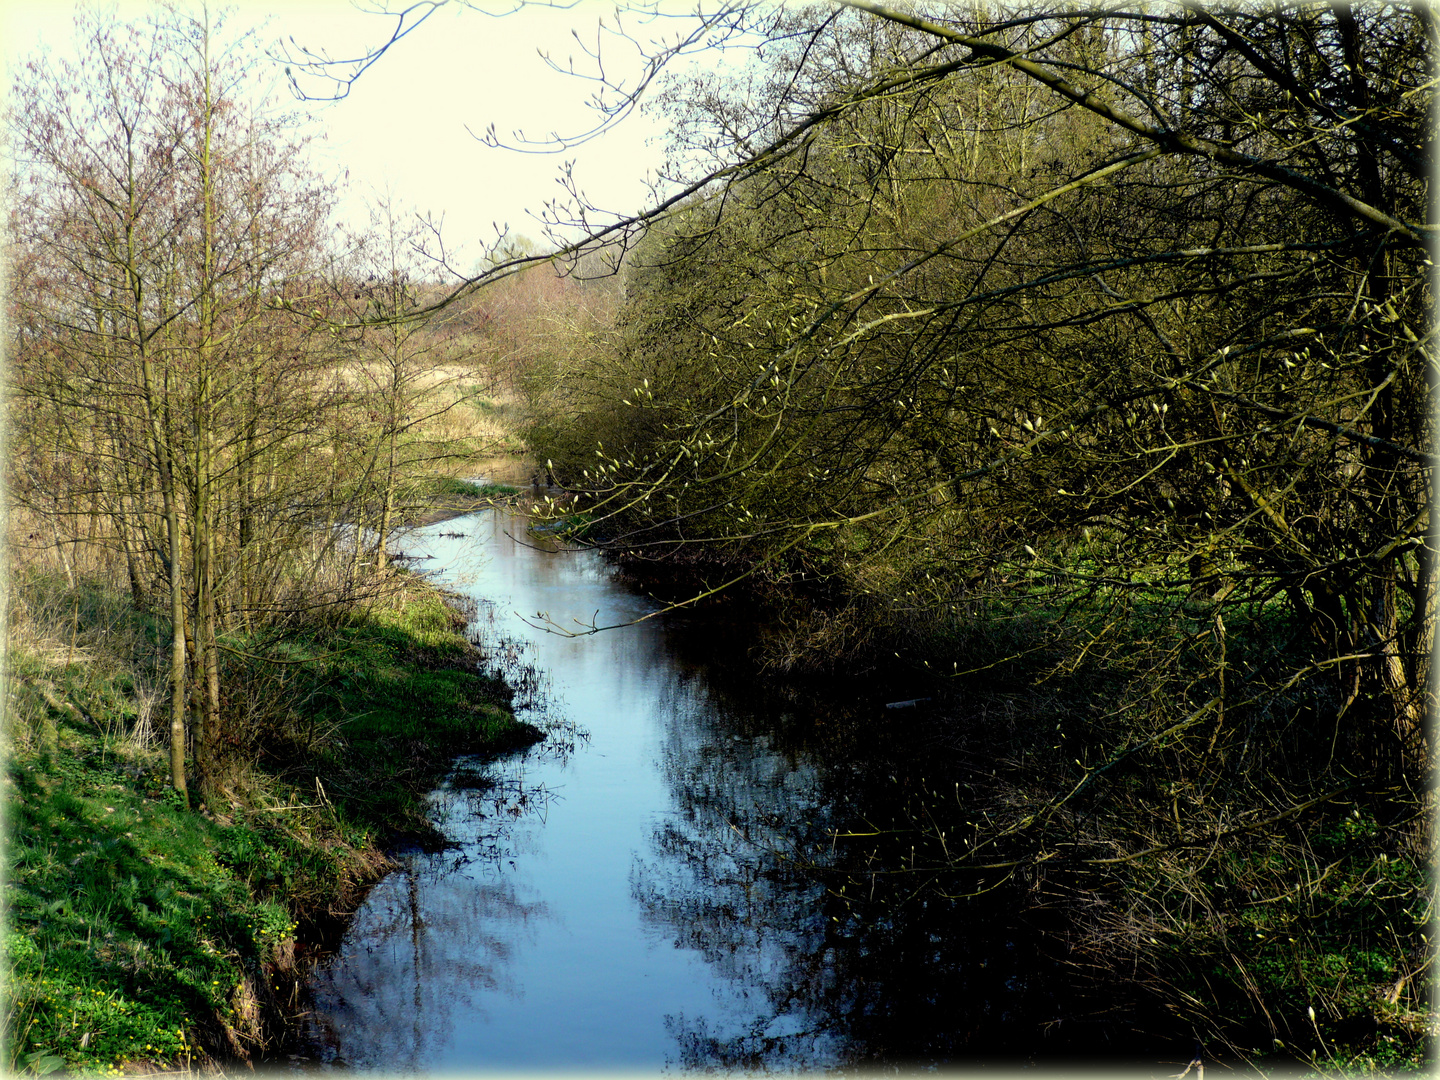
[300,508,1110,1072]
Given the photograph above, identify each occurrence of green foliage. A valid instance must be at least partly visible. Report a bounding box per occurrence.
[207,578,540,843]
[520,20,1432,1065]
[524,6,1432,779]
[529,512,594,540]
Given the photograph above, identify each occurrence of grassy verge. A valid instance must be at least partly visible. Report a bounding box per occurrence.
[1141,806,1432,1074]
[3,569,540,1075]
[251,573,541,847]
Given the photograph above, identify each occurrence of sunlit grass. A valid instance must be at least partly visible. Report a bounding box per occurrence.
[4,724,299,1074]
[3,567,538,1072]
[428,475,520,501]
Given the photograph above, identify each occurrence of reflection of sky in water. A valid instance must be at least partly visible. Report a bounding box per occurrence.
[302,509,1082,1073]
[302,510,845,1072]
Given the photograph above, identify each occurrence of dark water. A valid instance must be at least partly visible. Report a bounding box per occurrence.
[298,508,1163,1073]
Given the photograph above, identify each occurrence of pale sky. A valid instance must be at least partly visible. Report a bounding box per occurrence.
[3,0,710,272]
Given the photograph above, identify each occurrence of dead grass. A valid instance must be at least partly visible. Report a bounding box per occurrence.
[5,537,170,759]
[419,380,526,452]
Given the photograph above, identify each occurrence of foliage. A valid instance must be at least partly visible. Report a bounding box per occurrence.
[530,1,1432,761]
[516,2,1434,1064]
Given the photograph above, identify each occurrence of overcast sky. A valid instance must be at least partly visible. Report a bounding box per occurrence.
[3,0,705,271]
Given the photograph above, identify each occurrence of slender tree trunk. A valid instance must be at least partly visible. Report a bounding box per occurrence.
[375,427,399,570]
[238,374,257,629]
[1372,573,1427,770]
[192,16,222,796]
[142,358,188,802]
[140,350,188,801]
[167,495,189,801]
[49,414,75,588]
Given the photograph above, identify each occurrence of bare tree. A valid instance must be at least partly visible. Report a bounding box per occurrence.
[281,3,1431,778]
[9,6,340,796]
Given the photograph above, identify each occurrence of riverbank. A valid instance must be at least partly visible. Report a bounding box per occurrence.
[4,560,540,1074]
[408,475,526,527]
[598,544,1432,1074]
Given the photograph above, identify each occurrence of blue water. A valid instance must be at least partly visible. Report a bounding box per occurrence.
[301,509,843,1072]
[299,507,1118,1074]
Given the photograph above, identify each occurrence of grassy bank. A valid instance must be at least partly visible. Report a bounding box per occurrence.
[3,567,540,1075]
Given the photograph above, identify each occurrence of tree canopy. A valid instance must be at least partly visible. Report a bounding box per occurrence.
[512,8,1433,1051]
[516,1,1431,778]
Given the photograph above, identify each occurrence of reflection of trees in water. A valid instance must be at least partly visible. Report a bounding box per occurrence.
[632,664,844,1069]
[304,628,583,1071]
[635,662,1075,1070]
[304,762,554,1071]
[432,764,562,856]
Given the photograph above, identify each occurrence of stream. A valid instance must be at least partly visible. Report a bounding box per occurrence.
[296,506,1149,1072]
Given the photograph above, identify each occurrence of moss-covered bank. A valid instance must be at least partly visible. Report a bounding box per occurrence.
[3,569,539,1075]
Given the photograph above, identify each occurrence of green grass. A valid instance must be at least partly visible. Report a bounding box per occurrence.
[428,475,520,500]
[468,396,513,418]
[1150,805,1431,1072]
[278,584,542,840]
[3,570,540,1073]
[528,511,594,540]
[4,726,304,1074]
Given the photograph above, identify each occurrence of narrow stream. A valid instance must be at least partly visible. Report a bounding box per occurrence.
[297,507,1130,1072]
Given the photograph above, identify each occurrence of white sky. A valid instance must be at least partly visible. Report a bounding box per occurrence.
[2,0,712,272]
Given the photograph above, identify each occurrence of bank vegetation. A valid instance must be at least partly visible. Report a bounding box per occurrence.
[513,3,1434,1071]
[2,7,550,1072]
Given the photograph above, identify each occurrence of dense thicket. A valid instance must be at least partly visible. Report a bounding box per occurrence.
[531,2,1431,773]
[522,3,1432,1059]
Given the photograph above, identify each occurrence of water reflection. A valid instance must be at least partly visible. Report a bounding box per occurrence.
[301,509,1113,1072]
[633,622,1086,1069]
[304,761,557,1070]
[635,685,844,1069]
